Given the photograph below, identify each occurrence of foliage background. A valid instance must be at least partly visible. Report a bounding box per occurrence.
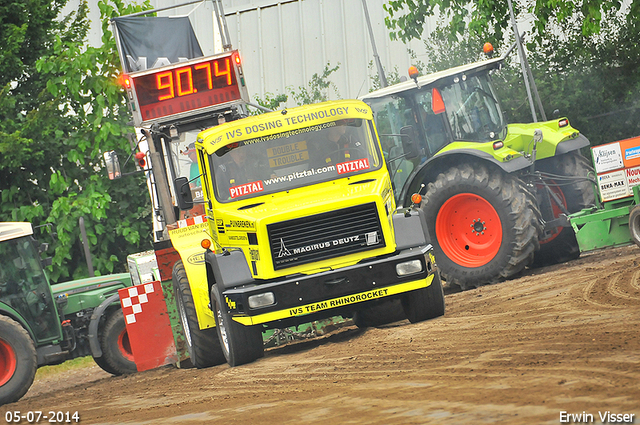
[383,0,640,146]
[0,0,153,282]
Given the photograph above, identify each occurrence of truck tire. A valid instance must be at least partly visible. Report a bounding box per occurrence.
[629,205,640,248]
[533,151,596,265]
[421,163,540,290]
[99,310,137,375]
[401,271,445,323]
[172,261,226,368]
[353,299,406,328]
[0,315,37,406]
[212,284,264,367]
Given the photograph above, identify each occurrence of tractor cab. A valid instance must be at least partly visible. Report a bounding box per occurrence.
[361,57,506,198]
[0,223,60,344]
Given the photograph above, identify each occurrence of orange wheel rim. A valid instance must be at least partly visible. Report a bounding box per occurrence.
[0,338,17,386]
[435,193,503,267]
[118,329,134,362]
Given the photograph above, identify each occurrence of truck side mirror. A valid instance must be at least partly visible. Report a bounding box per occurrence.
[103,151,122,180]
[174,177,194,211]
[400,125,419,160]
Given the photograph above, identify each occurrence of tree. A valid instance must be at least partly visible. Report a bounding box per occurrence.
[253,62,341,112]
[0,0,154,282]
[523,10,640,144]
[383,0,638,47]
[394,13,640,146]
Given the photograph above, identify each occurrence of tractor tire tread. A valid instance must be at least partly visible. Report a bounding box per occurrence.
[422,163,540,290]
[0,315,37,406]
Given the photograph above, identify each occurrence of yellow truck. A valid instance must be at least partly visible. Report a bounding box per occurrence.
[170,99,444,367]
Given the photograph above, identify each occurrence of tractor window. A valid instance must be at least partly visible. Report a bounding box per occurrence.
[439,74,507,143]
[367,96,421,196]
[367,96,415,159]
[0,236,59,341]
[412,90,449,156]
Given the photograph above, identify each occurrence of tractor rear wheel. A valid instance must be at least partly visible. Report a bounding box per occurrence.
[173,260,226,368]
[533,151,596,265]
[421,163,540,290]
[99,310,137,375]
[0,315,37,406]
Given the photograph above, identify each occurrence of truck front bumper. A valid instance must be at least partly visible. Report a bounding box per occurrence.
[222,245,438,326]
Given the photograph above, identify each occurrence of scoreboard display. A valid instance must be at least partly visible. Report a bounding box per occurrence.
[123,50,249,126]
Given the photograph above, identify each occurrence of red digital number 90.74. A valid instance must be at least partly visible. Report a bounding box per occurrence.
[156,57,232,101]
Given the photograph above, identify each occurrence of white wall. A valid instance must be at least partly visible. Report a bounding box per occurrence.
[223,0,432,103]
[67,0,435,105]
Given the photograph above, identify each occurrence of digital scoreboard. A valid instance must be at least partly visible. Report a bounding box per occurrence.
[123,50,249,127]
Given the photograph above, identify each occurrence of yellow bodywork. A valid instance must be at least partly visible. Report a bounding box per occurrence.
[233,275,434,325]
[169,100,425,328]
[168,221,216,329]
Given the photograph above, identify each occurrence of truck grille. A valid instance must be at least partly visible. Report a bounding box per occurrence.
[268,202,385,270]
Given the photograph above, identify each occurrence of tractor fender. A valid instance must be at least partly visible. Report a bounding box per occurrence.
[0,306,36,343]
[88,293,121,358]
[555,133,590,155]
[398,149,530,206]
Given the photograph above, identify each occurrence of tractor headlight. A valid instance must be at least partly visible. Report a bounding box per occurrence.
[396,259,423,276]
[248,292,275,309]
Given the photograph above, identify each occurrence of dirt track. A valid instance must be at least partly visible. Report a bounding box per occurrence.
[3,245,640,424]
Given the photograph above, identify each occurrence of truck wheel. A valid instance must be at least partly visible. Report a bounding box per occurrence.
[212,285,264,367]
[630,205,640,248]
[100,310,137,375]
[533,151,596,265]
[0,315,37,406]
[421,163,540,290]
[401,271,445,323]
[172,260,226,368]
[353,299,406,328]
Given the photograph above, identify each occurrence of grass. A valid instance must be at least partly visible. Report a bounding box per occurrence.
[34,356,96,379]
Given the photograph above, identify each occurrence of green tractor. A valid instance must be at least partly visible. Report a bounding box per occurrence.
[360,57,595,290]
[0,222,137,406]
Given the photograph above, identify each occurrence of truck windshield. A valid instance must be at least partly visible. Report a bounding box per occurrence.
[211,119,382,202]
[439,73,506,142]
[0,236,59,341]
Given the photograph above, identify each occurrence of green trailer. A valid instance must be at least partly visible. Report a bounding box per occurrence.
[569,137,640,252]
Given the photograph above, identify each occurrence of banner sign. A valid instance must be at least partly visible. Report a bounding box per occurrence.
[592,137,640,202]
[113,16,203,73]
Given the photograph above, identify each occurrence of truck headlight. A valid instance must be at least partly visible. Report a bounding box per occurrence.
[396,259,423,276]
[248,292,276,309]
